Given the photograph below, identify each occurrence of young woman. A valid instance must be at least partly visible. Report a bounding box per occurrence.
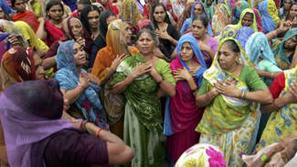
[37,0,66,47]
[151,3,179,59]
[80,5,102,67]
[110,29,176,166]
[167,34,207,163]
[195,38,272,166]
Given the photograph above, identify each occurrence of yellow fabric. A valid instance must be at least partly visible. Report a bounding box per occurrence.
[14,21,49,53]
[267,0,280,27]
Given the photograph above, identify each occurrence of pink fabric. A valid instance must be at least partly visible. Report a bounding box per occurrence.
[168,58,204,162]
[253,8,263,32]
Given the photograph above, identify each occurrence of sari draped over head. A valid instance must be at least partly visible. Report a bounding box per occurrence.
[14,21,49,53]
[199,38,255,133]
[245,32,278,67]
[212,3,232,36]
[92,19,138,82]
[253,8,263,32]
[11,11,40,32]
[55,40,107,129]
[97,0,119,15]
[257,66,297,150]
[120,0,143,27]
[0,47,35,91]
[0,80,72,167]
[235,26,254,48]
[258,0,280,33]
[175,144,227,167]
[166,34,207,135]
[202,0,216,20]
[180,1,213,36]
[274,28,297,70]
[62,17,84,40]
[220,8,258,40]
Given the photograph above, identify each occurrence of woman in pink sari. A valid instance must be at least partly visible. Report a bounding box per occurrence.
[167,34,207,163]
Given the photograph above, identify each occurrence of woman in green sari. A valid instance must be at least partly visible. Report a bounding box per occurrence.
[195,38,273,167]
[109,29,176,167]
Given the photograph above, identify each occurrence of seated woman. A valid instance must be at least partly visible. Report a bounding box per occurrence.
[256,66,297,152]
[195,38,273,166]
[257,0,280,33]
[109,29,176,166]
[0,80,134,167]
[167,34,208,163]
[55,40,108,129]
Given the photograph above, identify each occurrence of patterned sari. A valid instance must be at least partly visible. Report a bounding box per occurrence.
[196,38,266,167]
[257,67,297,150]
[110,54,175,167]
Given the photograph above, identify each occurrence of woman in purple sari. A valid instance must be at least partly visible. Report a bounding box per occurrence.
[167,34,207,163]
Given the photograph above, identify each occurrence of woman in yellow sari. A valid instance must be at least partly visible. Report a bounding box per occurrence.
[195,38,272,166]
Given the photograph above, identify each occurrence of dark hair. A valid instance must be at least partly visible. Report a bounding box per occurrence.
[136,28,159,46]
[80,5,101,34]
[286,2,297,20]
[11,0,17,7]
[78,0,92,5]
[224,40,240,53]
[99,10,115,40]
[45,0,64,17]
[192,14,209,28]
[150,3,171,27]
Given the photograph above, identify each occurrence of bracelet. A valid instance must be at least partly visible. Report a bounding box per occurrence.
[79,120,88,131]
[240,90,247,99]
[95,128,103,137]
[260,153,269,163]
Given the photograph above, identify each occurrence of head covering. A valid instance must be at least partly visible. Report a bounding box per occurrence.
[120,0,143,27]
[175,144,226,167]
[257,0,280,33]
[245,32,277,66]
[234,0,249,21]
[14,21,49,53]
[252,8,263,32]
[55,40,106,128]
[236,26,254,48]
[274,28,297,69]
[203,38,252,106]
[0,46,36,91]
[0,80,72,167]
[176,34,207,85]
[212,3,232,36]
[237,8,258,32]
[63,17,84,40]
[106,19,129,55]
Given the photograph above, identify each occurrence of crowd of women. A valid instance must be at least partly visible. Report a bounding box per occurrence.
[0,0,297,166]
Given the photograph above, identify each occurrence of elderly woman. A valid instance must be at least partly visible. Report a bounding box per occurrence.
[91,19,136,138]
[0,80,134,167]
[110,29,176,166]
[195,38,273,166]
[54,40,108,129]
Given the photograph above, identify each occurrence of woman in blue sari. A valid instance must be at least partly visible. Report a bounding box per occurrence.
[55,40,108,129]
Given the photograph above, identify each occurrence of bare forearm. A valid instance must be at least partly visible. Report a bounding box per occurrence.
[111,75,135,94]
[64,86,85,104]
[42,56,56,70]
[36,21,46,40]
[241,89,273,104]
[266,29,280,41]
[186,77,198,91]
[196,91,217,108]
[261,96,291,112]
[159,81,176,96]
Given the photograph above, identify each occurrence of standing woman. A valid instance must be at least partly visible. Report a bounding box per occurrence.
[190,14,218,67]
[167,34,207,163]
[151,3,180,60]
[37,0,66,47]
[80,5,102,67]
[55,40,108,129]
[195,38,273,166]
[110,29,176,166]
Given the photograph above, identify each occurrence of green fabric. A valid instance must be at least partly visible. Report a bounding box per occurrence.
[197,65,266,134]
[274,28,297,70]
[110,54,175,131]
